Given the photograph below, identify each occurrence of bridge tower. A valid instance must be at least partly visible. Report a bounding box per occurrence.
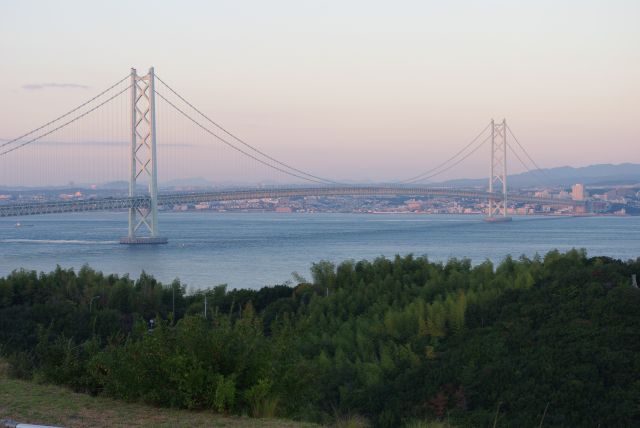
[485,118,512,222]
[120,67,168,244]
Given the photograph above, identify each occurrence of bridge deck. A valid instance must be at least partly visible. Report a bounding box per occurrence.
[0,186,584,218]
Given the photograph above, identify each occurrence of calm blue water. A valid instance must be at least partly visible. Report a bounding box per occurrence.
[1,212,638,290]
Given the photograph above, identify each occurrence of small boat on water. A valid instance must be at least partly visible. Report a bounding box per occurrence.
[15,222,34,228]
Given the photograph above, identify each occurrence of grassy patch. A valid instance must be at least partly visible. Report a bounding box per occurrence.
[0,361,318,428]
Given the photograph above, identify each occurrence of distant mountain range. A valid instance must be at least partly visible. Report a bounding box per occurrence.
[152,163,640,190]
[436,163,640,189]
[2,163,639,192]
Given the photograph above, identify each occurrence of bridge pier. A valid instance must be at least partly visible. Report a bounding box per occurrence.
[120,67,167,245]
[120,236,168,244]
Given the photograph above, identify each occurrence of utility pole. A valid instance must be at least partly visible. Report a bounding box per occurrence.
[172,282,176,324]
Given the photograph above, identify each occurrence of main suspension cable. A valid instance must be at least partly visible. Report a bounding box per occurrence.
[506,125,552,183]
[0,85,132,157]
[0,75,130,151]
[402,133,492,184]
[396,124,491,184]
[395,122,491,184]
[155,75,340,185]
[507,142,534,175]
[506,142,555,187]
[154,90,336,185]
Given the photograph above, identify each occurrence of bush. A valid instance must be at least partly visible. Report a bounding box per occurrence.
[1,251,639,427]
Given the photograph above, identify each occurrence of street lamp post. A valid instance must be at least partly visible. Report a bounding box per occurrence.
[204,294,208,319]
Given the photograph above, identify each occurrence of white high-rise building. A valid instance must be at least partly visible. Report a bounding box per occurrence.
[572,183,587,201]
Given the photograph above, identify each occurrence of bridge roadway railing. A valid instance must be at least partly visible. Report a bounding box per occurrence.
[0,186,585,218]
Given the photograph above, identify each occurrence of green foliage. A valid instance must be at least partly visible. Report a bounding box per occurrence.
[1,250,639,427]
[5,350,35,380]
[244,378,278,417]
[213,374,236,413]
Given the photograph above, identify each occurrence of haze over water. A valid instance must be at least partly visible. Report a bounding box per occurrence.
[1,212,638,290]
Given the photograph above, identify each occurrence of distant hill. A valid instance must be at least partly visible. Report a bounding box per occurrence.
[437,163,640,189]
[3,163,639,192]
[155,163,640,190]
[160,177,215,188]
[95,180,129,190]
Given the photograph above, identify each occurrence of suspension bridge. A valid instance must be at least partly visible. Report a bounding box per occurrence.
[0,67,585,244]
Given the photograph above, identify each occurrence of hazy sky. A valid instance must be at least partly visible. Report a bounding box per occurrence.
[1,0,638,185]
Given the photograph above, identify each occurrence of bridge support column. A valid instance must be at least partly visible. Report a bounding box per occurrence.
[485,118,512,223]
[120,67,167,244]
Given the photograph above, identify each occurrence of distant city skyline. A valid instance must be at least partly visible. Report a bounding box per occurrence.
[1,0,638,185]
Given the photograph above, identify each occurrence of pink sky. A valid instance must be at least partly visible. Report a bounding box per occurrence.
[1,1,638,186]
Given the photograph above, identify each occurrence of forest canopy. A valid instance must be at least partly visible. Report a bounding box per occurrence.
[1,249,638,427]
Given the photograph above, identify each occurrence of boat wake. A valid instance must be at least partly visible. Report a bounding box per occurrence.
[0,239,119,245]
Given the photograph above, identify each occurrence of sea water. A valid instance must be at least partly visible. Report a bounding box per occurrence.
[1,212,638,290]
